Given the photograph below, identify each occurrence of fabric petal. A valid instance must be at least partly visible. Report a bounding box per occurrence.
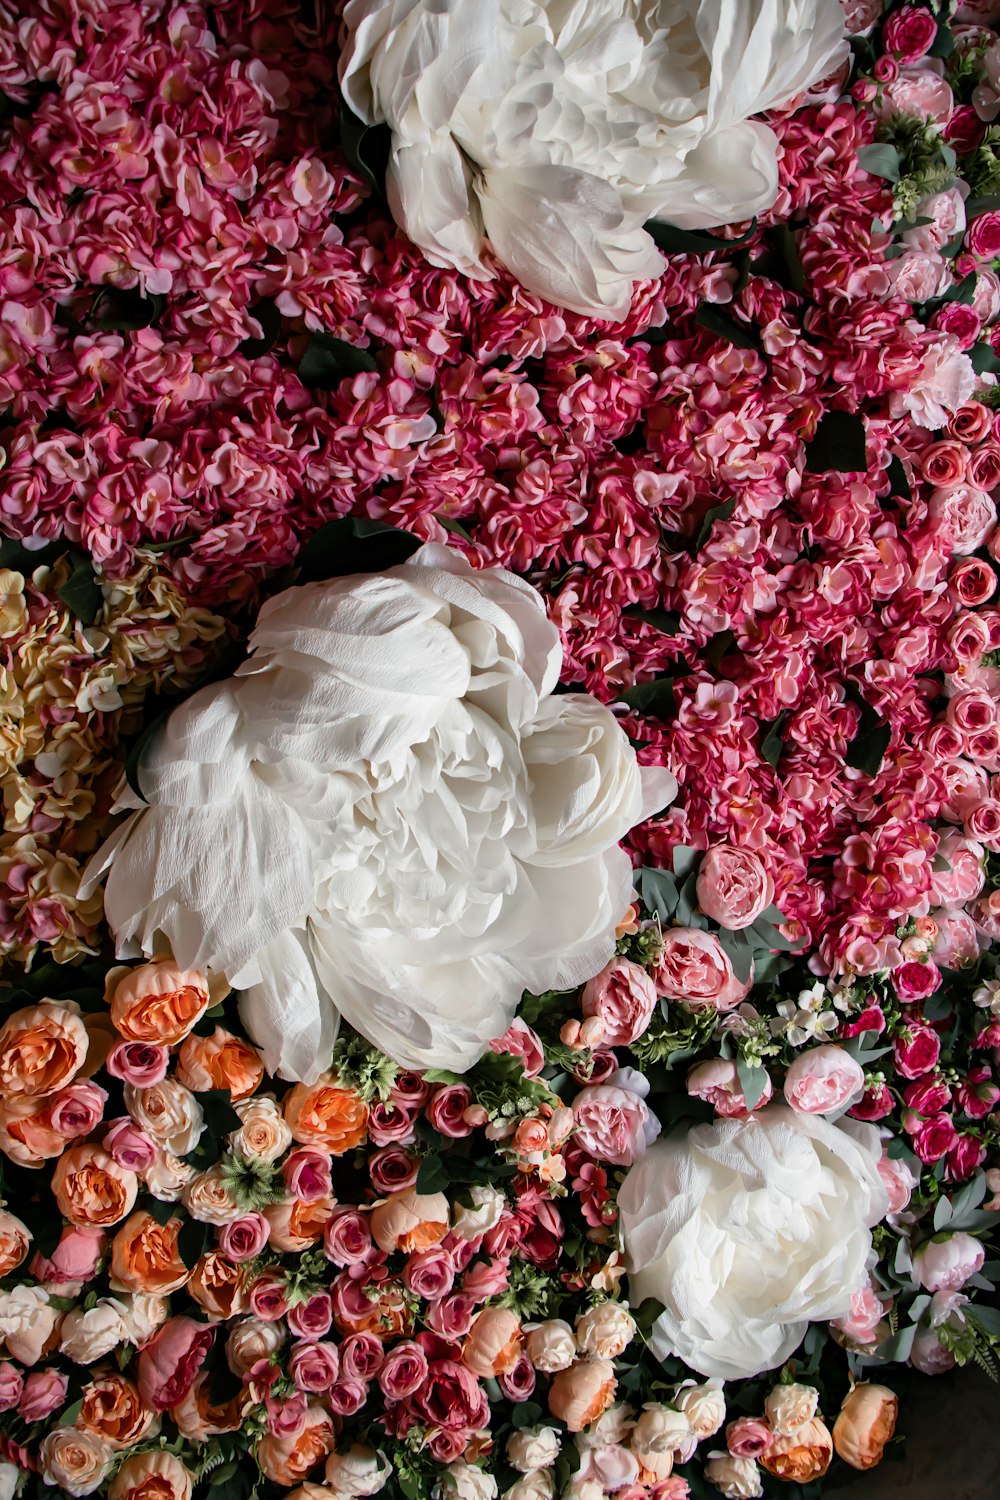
[237,929,341,1084]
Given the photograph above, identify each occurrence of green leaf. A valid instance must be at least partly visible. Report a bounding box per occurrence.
[694,301,762,352]
[511,1402,544,1429]
[89,286,166,331]
[804,409,868,473]
[296,516,421,584]
[298,332,377,387]
[238,298,283,358]
[766,222,806,293]
[886,453,911,500]
[56,551,103,625]
[421,1068,466,1086]
[177,1216,209,1268]
[635,867,679,923]
[928,22,955,58]
[717,927,755,984]
[970,341,1000,376]
[843,679,892,776]
[416,1153,449,1194]
[736,1055,769,1111]
[644,217,758,255]
[623,605,680,635]
[618,669,686,720]
[749,915,798,952]
[969,1303,1000,1336]
[760,711,788,769]
[857,143,901,183]
[633,1297,666,1341]
[339,97,391,198]
[674,871,701,928]
[704,627,736,671]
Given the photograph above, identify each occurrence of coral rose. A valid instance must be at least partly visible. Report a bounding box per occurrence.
[547,1358,617,1432]
[176,1027,264,1099]
[137,1317,214,1412]
[759,1417,833,1482]
[581,958,658,1046]
[52,1145,139,1227]
[257,1405,336,1485]
[78,1374,158,1449]
[0,1210,31,1275]
[171,1373,245,1439]
[109,1453,193,1500]
[654,929,751,1011]
[463,1307,522,1377]
[832,1384,898,1470]
[0,1001,88,1098]
[284,1074,368,1153]
[108,961,211,1046]
[265,1195,335,1253]
[110,1212,190,1294]
[187,1252,249,1321]
[370,1188,449,1253]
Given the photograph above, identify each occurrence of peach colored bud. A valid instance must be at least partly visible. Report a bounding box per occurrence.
[914,917,939,941]
[579,1017,605,1048]
[832,1385,898,1471]
[560,1020,582,1048]
[760,1417,833,1483]
[513,1119,548,1156]
[462,1307,522,1377]
[547,1357,617,1432]
[548,1107,574,1148]
[370,1189,449,1253]
[900,936,931,961]
[616,904,639,938]
[463,1105,489,1127]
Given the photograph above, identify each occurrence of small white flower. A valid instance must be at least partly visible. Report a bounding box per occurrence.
[973,978,1000,1016]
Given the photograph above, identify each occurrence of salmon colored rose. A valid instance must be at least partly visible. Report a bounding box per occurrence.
[170,1373,246,1439]
[547,1358,617,1432]
[264,1195,336,1253]
[257,1405,337,1485]
[0,1210,31,1276]
[39,1427,114,1497]
[108,961,211,1046]
[110,1212,191,1295]
[283,1075,368,1154]
[0,1081,107,1167]
[108,1451,193,1500]
[462,1307,523,1377]
[176,1027,264,1100]
[370,1189,449,1253]
[78,1374,158,1449]
[137,1317,214,1412]
[52,1145,139,1228]
[760,1417,833,1482]
[832,1384,898,1470]
[187,1253,249,1321]
[0,1001,88,1098]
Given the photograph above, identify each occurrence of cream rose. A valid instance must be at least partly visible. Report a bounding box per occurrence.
[40,1429,114,1496]
[450,1185,506,1241]
[503,1476,554,1500]
[230,1095,292,1162]
[125,1079,203,1157]
[90,546,674,1080]
[433,1464,498,1500]
[575,1302,636,1360]
[676,1379,726,1437]
[59,1299,131,1364]
[324,1446,392,1497]
[506,1427,561,1474]
[619,1106,889,1380]
[705,1454,763,1499]
[524,1319,577,1373]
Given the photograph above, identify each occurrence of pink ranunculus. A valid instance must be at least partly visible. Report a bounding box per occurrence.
[283,1147,333,1203]
[783,1045,865,1115]
[883,5,939,62]
[892,960,942,1003]
[489,1018,545,1077]
[426,1084,475,1138]
[581,958,658,1048]
[696,844,775,930]
[571,1070,660,1166]
[105,1041,170,1088]
[137,1317,214,1412]
[379,1340,429,1400]
[289,1340,340,1393]
[686,1058,772,1117]
[726,1417,773,1459]
[218,1213,270,1264]
[18,1370,68,1423]
[287,1291,334,1342]
[946,1132,987,1180]
[31,1225,106,1291]
[654,929,751,1012]
[904,1074,952,1116]
[895,1025,942,1080]
[913,1232,985,1291]
[323,1209,374,1267]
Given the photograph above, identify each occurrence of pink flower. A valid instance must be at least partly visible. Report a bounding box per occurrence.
[581,957,658,1047]
[289,1340,340,1393]
[696,845,774,931]
[103,1117,157,1173]
[18,1370,68,1423]
[830,1283,887,1346]
[341,1332,385,1381]
[326,1378,369,1417]
[946,1132,987,1180]
[283,1148,333,1203]
[892,960,942,1004]
[0,1364,23,1413]
[379,1340,429,1401]
[895,1025,942,1080]
[877,1153,917,1215]
[489,1018,545,1077]
[249,1272,289,1322]
[218,1213,270,1264]
[783,1045,865,1114]
[137,1317,214,1412]
[931,910,980,969]
[408,1357,490,1433]
[403,1246,456,1301]
[324,1209,374,1268]
[653,929,751,1012]
[913,1232,985,1291]
[726,1417,773,1459]
[883,6,939,62]
[105,1041,170,1087]
[686,1057,772,1117]
[425,1292,477,1340]
[287,1292,334,1342]
[928,484,997,555]
[911,1112,958,1163]
[30,1225,105,1292]
[967,211,1000,260]
[426,1085,475,1138]
[571,1070,661,1166]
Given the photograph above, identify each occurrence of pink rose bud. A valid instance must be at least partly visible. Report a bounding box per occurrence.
[286,1291,334,1342]
[105,1041,170,1087]
[894,1025,941,1080]
[726,1417,773,1459]
[31,1225,105,1291]
[327,1377,368,1417]
[18,1370,68,1423]
[340,1332,384,1381]
[103,1117,157,1173]
[0,1363,23,1413]
[913,1231,985,1292]
[282,1147,332,1202]
[883,5,939,63]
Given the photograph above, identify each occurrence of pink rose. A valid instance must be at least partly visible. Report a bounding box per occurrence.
[18,1370,68,1423]
[425,1291,477,1340]
[891,249,953,302]
[409,1357,490,1433]
[895,1025,942,1079]
[904,188,968,255]
[367,1102,417,1147]
[324,1209,374,1267]
[932,302,982,349]
[249,1272,289,1321]
[654,929,751,1012]
[911,1112,958,1163]
[947,1133,987,1180]
[695,845,774,930]
[218,1213,269,1264]
[31,1225,106,1291]
[783,1045,865,1114]
[46,1082,107,1141]
[883,6,939,62]
[726,1417,773,1459]
[965,801,1000,849]
[287,1292,333,1342]
[877,1152,917,1216]
[967,211,1000,259]
[283,1147,332,1202]
[327,1378,368,1417]
[105,1041,170,1088]
[266,1390,308,1440]
[831,1283,886,1346]
[884,66,954,124]
[581,958,658,1047]
[571,1070,661,1166]
[892,960,942,1003]
[341,1332,385,1381]
[403,1245,455,1301]
[0,1364,23,1413]
[289,1340,340,1393]
[368,1147,419,1194]
[426,1085,475,1138]
[913,1232,985,1291]
[929,484,997,555]
[931,909,981,969]
[103,1117,157,1173]
[904,1074,951,1116]
[379,1340,429,1400]
[931,832,985,906]
[686,1058,772,1117]
[138,1317,214,1412]
[489,1018,545,1077]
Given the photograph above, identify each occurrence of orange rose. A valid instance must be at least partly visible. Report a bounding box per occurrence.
[175,1027,264,1100]
[760,1417,833,1483]
[283,1074,368,1153]
[52,1144,139,1227]
[108,961,211,1046]
[0,1095,67,1165]
[78,1374,158,1449]
[110,1212,191,1294]
[264,1195,336,1253]
[170,1373,246,1439]
[332,1279,412,1340]
[547,1358,617,1432]
[0,1001,88,1098]
[0,1208,31,1275]
[370,1189,449,1253]
[832,1384,898,1471]
[257,1405,336,1486]
[108,1451,193,1500]
[463,1307,523,1377]
[187,1253,249,1321]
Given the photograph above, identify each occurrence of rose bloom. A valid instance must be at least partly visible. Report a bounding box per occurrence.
[110,1212,190,1295]
[832,1384,898,1471]
[912,1231,985,1291]
[783,1046,865,1115]
[124,1079,204,1157]
[654,929,750,1011]
[324,1207,374,1266]
[31,1222,106,1296]
[0,1363,23,1414]
[325,1446,392,1497]
[581,957,658,1046]
[576,1301,636,1360]
[379,1339,429,1400]
[59,1299,130,1365]
[704,1454,762,1499]
[290,1340,341,1394]
[0,1210,31,1276]
[463,1306,522,1377]
[687,1058,772,1117]
[78,1374,157,1450]
[20,1369,68,1423]
[108,961,211,1045]
[571,1073,661,1166]
[176,1028,264,1100]
[928,484,997,556]
[548,1358,617,1432]
[370,1189,449,1252]
[108,1453,193,1500]
[726,1418,773,1460]
[284,1074,368,1153]
[226,1316,285,1376]
[52,1144,139,1228]
[257,1406,337,1486]
[759,1417,832,1483]
[0,1001,88,1099]
[696,846,774,930]
[105,1042,170,1089]
[218,1212,270,1263]
[489,1017,546,1077]
[137,1317,215,1412]
[892,960,942,1002]
[171,1373,245,1440]
[39,1428,114,1497]
[188,1252,249,1321]
[524,1319,576,1373]
[265,1194,335,1253]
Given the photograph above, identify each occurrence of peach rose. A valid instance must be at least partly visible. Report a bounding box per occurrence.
[0,1094,68,1165]
[524,1319,577,1373]
[0,1001,88,1098]
[52,1145,139,1227]
[283,1075,368,1154]
[108,961,211,1046]
[188,1252,249,1321]
[832,1384,898,1471]
[40,1427,114,1496]
[110,1212,191,1295]
[370,1189,449,1253]
[547,1358,617,1432]
[109,1452,193,1500]
[182,1165,243,1226]
[78,1374,158,1449]
[653,929,751,1012]
[125,1079,204,1157]
[230,1095,293,1162]
[170,1372,245,1439]
[759,1417,833,1482]
[257,1405,337,1486]
[264,1195,336,1253]
[0,1210,30,1275]
[463,1307,522,1377]
[176,1027,264,1100]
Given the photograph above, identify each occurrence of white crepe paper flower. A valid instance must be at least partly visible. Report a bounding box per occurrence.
[618,1105,889,1380]
[338,0,848,319]
[87,545,674,1082]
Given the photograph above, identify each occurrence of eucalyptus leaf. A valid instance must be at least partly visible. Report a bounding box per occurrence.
[736,1055,769,1110]
[856,142,901,183]
[671,846,700,882]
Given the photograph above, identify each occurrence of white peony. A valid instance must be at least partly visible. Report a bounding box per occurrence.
[618,1105,889,1381]
[89,545,673,1081]
[339,0,847,319]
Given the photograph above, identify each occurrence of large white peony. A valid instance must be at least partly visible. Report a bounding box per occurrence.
[339,0,847,319]
[618,1105,889,1380]
[87,545,674,1082]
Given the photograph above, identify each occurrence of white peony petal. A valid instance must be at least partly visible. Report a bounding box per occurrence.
[238,929,341,1084]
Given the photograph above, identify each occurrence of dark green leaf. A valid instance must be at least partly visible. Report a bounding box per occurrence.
[633,1298,666,1341]
[856,143,901,182]
[416,1153,449,1194]
[929,22,955,58]
[339,98,391,198]
[694,302,762,352]
[298,332,377,387]
[970,341,1000,376]
[644,217,758,255]
[436,514,473,541]
[804,409,867,474]
[89,286,166,332]
[511,1402,544,1429]
[760,711,788,769]
[966,195,1000,218]
[238,299,283,358]
[177,1216,209,1268]
[123,705,173,803]
[623,606,680,635]
[843,679,892,776]
[766,222,806,293]
[704,627,736,671]
[674,870,701,928]
[296,516,421,584]
[618,665,689,721]
[56,552,103,625]
[695,497,737,549]
[886,453,911,500]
